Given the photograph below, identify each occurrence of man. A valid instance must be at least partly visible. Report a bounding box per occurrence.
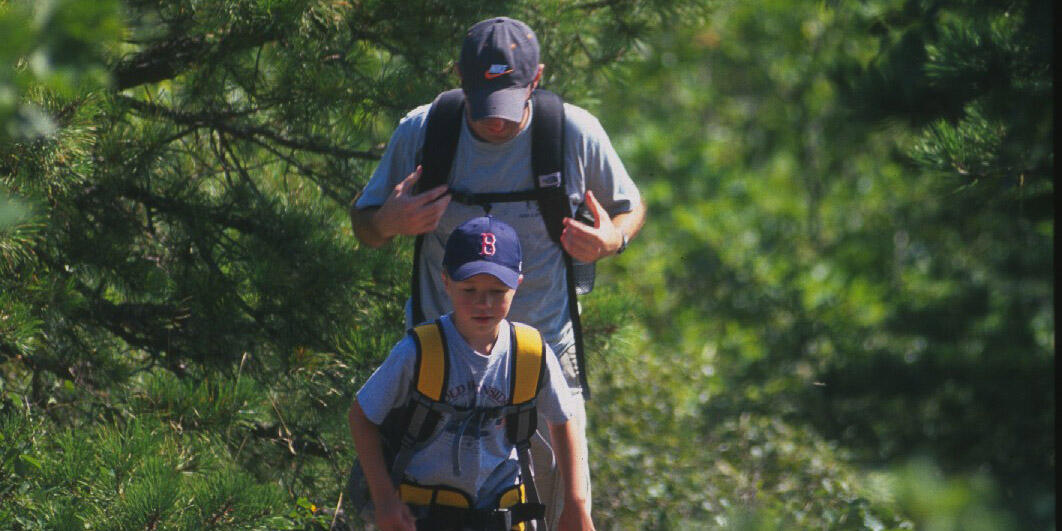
[350,16,645,527]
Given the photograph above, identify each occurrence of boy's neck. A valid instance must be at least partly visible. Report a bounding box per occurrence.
[451,318,504,355]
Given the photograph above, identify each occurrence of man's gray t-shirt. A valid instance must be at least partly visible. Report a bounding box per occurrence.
[355,99,639,371]
[356,314,574,508]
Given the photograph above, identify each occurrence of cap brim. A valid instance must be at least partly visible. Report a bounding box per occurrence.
[466,86,528,122]
[450,261,521,289]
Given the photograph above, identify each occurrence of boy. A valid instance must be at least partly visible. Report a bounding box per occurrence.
[348,216,594,531]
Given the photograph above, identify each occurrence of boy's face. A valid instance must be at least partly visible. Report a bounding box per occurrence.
[442,272,519,340]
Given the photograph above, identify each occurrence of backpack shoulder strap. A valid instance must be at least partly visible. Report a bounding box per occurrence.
[388,320,450,486]
[530,90,593,398]
[506,321,547,518]
[529,89,568,244]
[417,89,465,193]
[510,322,546,405]
[411,89,464,325]
[410,321,448,400]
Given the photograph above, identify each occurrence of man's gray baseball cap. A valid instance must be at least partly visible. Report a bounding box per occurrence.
[459,17,540,122]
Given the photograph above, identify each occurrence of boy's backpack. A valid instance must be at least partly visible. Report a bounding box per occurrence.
[346,319,548,530]
[412,88,593,398]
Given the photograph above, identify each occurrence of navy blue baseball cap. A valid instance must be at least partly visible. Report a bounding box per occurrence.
[443,216,523,289]
[459,17,540,122]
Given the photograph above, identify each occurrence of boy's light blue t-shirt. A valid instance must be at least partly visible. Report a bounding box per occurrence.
[355,100,640,367]
[356,314,575,508]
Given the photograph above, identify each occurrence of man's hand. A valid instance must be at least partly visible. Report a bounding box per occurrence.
[373,166,451,240]
[560,190,624,263]
[373,495,417,531]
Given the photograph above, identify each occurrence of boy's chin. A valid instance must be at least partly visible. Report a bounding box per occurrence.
[468,317,501,330]
[458,315,502,331]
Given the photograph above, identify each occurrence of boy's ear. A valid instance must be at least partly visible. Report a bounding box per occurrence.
[441,271,451,289]
[517,274,524,287]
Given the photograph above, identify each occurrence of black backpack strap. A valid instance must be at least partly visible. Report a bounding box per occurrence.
[417,89,465,193]
[411,89,465,325]
[531,90,592,398]
[449,188,545,208]
[529,89,568,245]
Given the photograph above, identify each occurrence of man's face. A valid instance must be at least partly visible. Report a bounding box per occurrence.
[466,114,525,144]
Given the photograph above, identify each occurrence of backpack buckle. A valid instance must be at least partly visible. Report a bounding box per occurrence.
[488,508,512,530]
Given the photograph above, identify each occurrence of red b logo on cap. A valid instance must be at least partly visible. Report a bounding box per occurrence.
[480,233,496,256]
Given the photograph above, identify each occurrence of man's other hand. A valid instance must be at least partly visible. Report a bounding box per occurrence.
[560,190,623,263]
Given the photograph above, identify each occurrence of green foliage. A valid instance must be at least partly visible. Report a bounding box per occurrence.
[0,0,1051,528]
[2,0,715,528]
[862,458,1016,531]
[593,0,1051,528]
[0,194,27,227]
[0,0,122,139]
[0,407,291,528]
[588,320,912,529]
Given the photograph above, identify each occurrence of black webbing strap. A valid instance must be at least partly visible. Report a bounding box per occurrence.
[412,89,465,325]
[529,89,568,245]
[507,502,546,526]
[564,252,590,396]
[530,91,592,397]
[515,441,540,523]
[449,189,548,208]
[417,89,465,193]
[389,394,446,487]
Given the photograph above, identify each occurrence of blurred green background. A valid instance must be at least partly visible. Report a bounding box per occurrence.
[1,0,1052,529]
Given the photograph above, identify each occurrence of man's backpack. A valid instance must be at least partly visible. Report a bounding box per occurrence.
[412,88,593,397]
[346,319,548,529]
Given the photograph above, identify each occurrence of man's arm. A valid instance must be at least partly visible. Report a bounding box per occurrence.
[350,205,388,248]
[560,190,646,263]
[609,194,647,247]
[549,419,595,531]
[348,401,416,531]
[350,166,451,248]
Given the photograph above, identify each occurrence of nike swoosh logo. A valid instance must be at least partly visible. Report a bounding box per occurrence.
[484,69,513,80]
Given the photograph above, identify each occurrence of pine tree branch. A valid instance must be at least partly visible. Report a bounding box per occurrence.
[115,183,260,236]
[118,96,379,160]
[79,297,189,356]
[250,422,332,459]
[113,34,205,91]
[113,25,284,91]
[241,134,351,206]
[566,0,625,12]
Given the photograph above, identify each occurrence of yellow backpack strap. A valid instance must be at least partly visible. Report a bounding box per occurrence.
[506,322,547,526]
[388,320,449,487]
[411,321,448,401]
[510,322,545,405]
